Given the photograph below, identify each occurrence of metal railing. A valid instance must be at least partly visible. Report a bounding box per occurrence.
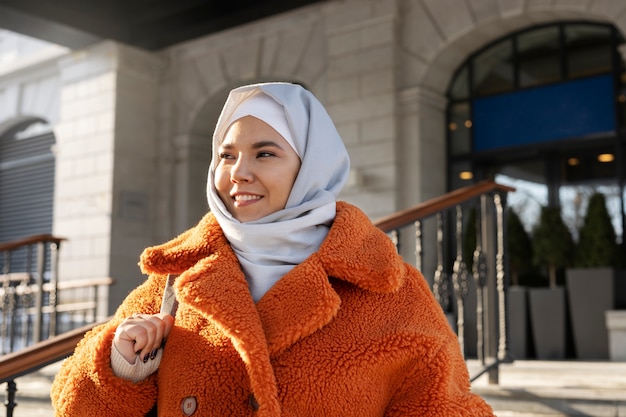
[374,180,514,384]
[0,234,113,416]
[0,181,513,416]
[0,234,112,355]
[0,317,110,417]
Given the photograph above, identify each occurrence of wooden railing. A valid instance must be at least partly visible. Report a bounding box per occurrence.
[0,180,514,415]
[0,318,110,383]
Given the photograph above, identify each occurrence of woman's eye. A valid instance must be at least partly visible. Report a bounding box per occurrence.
[219,152,234,160]
[257,151,275,158]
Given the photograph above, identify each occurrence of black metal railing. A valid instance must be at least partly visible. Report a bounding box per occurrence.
[374,180,514,384]
[0,234,113,355]
[0,234,113,416]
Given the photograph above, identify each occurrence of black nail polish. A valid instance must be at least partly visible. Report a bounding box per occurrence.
[143,353,150,363]
[150,349,158,360]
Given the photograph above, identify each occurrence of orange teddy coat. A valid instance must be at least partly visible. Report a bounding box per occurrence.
[51,202,494,417]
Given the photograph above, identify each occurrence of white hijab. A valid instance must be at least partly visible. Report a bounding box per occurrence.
[207,82,350,302]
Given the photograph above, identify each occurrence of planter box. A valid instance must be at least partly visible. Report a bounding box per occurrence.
[507,286,529,359]
[616,270,626,309]
[606,310,626,361]
[528,287,566,359]
[566,267,615,359]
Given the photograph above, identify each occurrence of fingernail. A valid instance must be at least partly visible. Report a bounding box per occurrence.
[143,354,150,363]
[150,349,158,360]
[160,339,166,349]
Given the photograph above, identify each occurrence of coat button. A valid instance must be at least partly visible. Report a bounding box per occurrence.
[181,396,197,416]
[248,393,259,411]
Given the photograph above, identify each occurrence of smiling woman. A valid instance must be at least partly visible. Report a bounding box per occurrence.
[51,82,495,417]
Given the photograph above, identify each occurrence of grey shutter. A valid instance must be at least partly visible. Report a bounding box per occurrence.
[0,125,55,272]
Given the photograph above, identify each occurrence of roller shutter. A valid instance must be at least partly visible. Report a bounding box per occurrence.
[0,121,55,272]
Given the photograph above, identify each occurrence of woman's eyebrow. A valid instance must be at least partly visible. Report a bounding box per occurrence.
[219,140,285,150]
[251,140,285,150]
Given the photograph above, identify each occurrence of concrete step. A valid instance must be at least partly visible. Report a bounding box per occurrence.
[470,360,626,416]
[3,360,626,417]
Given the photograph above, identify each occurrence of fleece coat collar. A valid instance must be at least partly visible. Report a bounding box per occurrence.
[138,201,405,416]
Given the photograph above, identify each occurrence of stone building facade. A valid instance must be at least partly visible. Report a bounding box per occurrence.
[1,0,625,313]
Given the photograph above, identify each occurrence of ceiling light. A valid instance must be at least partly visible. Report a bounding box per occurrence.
[597,153,614,163]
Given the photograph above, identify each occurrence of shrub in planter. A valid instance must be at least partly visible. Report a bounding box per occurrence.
[507,209,533,287]
[532,206,573,288]
[506,208,534,358]
[528,206,573,359]
[567,192,622,359]
[574,193,619,268]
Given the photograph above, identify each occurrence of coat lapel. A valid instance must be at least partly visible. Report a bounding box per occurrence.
[256,254,341,357]
[174,246,282,416]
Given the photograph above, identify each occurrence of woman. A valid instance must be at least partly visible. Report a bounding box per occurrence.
[51,82,494,416]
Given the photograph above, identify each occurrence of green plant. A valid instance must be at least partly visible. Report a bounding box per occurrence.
[575,193,619,268]
[533,206,574,288]
[507,208,533,286]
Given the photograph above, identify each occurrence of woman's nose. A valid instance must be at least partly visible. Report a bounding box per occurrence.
[231,157,253,182]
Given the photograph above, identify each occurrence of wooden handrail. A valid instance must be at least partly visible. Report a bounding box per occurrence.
[0,317,111,384]
[374,180,515,232]
[0,234,66,252]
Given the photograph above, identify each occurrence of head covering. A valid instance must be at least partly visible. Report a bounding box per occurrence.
[227,93,300,158]
[207,82,350,302]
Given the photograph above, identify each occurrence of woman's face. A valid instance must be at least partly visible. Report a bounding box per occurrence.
[214,115,301,222]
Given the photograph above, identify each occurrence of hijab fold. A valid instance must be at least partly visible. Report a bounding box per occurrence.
[207,83,350,302]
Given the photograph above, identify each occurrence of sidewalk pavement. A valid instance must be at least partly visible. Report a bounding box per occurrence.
[469,359,626,416]
[2,359,625,416]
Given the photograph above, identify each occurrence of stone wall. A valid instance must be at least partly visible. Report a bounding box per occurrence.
[5,0,626,313]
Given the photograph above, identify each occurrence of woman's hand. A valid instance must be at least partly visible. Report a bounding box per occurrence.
[113,313,175,365]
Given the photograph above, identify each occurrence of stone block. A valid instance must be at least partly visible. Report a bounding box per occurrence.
[606,310,626,361]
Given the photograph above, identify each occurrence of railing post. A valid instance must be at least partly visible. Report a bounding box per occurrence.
[452,205,469,356]
[414,220,422,272]
[33,242,45,344]
[432,213,450,312]
[1,254,11,355]
[49,241,60,337]
[494,193,508,362]
[473,207,487,365]
[4,380,17,417]
[480,194,500,384]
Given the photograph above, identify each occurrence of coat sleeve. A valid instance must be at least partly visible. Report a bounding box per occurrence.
[383,342,495,416]
[50,274,167,417]
[383,267,495,417]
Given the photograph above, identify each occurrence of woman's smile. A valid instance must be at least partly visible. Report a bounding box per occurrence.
[232,193,262,205]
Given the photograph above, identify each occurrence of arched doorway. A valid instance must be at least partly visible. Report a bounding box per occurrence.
[446,21,626,244]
